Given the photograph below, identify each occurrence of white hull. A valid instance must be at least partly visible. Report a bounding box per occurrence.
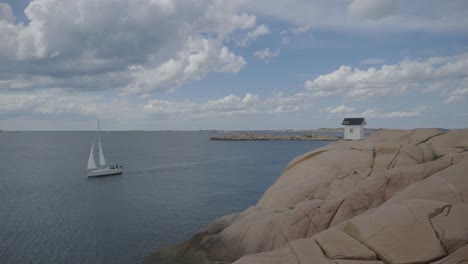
[86,121,123,178]
[87,168,122,177]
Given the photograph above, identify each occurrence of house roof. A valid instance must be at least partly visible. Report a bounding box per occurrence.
[342,118,366,125]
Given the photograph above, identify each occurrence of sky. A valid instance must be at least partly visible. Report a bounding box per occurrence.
[0,0,467,130]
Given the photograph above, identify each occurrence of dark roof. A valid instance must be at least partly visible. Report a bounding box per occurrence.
[342,118,366,125]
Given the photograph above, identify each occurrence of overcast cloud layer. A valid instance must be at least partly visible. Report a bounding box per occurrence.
[0,0,467,130]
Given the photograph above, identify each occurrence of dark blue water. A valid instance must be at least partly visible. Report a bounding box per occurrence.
[0,131,331,264]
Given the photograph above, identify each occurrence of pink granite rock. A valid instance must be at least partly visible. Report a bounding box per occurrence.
[145,129,468,264]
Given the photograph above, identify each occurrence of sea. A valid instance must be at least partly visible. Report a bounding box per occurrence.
[0,131,334,264]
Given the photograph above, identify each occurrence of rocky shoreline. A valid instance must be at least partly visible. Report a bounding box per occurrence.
[146,128,468,264]
[210,133,340,141]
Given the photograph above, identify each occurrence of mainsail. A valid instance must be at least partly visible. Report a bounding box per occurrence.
[86,120,122,177]
[98,136,107,166]
[87,140,97,170]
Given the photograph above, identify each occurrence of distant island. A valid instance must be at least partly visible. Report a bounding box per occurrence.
[210,133,340,141]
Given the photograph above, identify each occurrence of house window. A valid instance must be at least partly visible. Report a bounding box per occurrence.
[350,128,353,133]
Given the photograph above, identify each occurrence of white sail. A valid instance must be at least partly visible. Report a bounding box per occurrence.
[87,140,97,170]
[98,136,107,166]
[86,120,122,177]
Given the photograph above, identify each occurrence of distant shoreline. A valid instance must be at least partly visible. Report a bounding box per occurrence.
[210,133,340,141]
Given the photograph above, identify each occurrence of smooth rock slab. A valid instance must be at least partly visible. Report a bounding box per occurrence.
[234,238,334,264]
[334,261,386,264]
[431,244,468,264]
[233,245,299,264]
[314,228,377,260]
[431,203,468,254]
[342,199,449,264]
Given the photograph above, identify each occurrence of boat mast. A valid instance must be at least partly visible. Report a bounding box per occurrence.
[87,122,98,170]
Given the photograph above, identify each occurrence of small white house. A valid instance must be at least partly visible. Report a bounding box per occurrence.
[342,118,366,140]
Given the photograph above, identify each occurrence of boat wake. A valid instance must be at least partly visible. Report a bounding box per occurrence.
[123,155,255,175]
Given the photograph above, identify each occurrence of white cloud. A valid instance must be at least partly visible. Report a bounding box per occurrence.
[125,37,246,94]
[0,90,99,116]
[326,105,355,114]
[0,0,257,94]
[0,90,151,122]
[235,24,270,47]
[254,48,280,63]
[292,24,313,34]
[280,24,313,44]
[361,106,431,118]
[0,90,262,121]
[264,92,314,113]
[444,88,468,104]
[304,53,468,101]
[144,91,316,118]
[144,93,259,117]
[0,88,323,130]
[0,3,15,23]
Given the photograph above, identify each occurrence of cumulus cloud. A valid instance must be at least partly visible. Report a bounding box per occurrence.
[144,92,311,117]
[234,24,270,47]
[0,0,257,94]
[144,93,260,117]
[0,90,150,121]
[264,92,314,113]
[254,48,280,63]
[0,90,100,116]
[361,106,431,118]
[137,91,314,119]
[280,24,313,44]
[125,37,246,94]
[444,88,468,104]
[0,89,317,120]
[0,3,15,23]
[304,53,468,102]
[0,90,262,121]
[292,24,313,34]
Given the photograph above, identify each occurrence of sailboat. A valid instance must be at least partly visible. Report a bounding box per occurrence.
[86,121,122,177]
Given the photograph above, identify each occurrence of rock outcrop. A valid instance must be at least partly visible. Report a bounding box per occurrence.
[145,129,468,264]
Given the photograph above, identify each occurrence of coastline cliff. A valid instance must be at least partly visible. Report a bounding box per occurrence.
[145,128,468,264]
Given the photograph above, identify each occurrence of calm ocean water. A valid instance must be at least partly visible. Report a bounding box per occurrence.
[0,131,332,264]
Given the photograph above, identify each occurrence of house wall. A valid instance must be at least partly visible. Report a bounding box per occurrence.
[344,125,364,140]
